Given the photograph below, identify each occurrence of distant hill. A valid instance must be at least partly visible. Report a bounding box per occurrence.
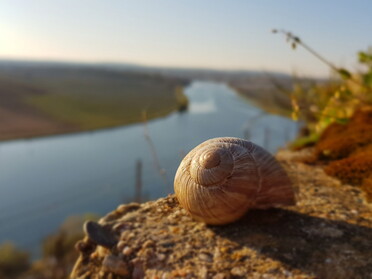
[93,61,324,116]
[0,60,189,141]
[96,61,292,81]
[0,59,323,140]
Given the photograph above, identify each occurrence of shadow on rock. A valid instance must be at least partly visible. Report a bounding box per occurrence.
[210,208,372,279]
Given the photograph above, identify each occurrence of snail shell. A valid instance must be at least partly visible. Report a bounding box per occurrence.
[174,137,295,225]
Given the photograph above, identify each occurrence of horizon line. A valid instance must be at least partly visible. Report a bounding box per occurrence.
[0,56,328,79]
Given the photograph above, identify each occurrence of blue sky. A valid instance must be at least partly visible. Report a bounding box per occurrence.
[1,0,371,77]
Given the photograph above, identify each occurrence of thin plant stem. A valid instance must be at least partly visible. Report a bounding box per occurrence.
[142,110,169,190]
[273,29,366,88]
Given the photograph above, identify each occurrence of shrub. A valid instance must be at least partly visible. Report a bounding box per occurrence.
[274,30,372,148]
[0,242,30,278]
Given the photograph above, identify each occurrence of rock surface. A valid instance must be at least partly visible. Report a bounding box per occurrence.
[71,149,372,279]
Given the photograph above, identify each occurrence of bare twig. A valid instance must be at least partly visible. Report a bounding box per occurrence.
[142,110,169,190]
[134,159,143,203]
[272,29,340,72]
[272,29,365,88]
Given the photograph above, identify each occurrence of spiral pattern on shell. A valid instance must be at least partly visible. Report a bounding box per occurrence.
[174,137,295,225]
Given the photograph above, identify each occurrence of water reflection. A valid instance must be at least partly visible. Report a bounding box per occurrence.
[189,99,217,114]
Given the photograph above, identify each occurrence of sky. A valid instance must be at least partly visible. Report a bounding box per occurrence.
[0,0,371,77]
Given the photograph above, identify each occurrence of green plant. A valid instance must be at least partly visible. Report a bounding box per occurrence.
[273,30,372,148]
[42,213,99,260]
[0,242,30,278]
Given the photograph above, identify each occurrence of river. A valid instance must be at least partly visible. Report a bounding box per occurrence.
[0,81,299,257]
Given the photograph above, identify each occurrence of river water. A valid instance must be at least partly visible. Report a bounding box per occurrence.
[0,81,299,256]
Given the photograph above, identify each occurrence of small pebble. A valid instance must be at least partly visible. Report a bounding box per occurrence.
[160,241,175,248]
[199,253,212,262]
[116,203,140,215]
[96,246,109,257]
[75,240,95,254]
[198,266,208,279]
[231,266,246,276]
[123,246,133,256]
[84,221,117,248]
[131,258,145,278]
[117,240,126,251]
[143,240,155,248]
[157,253,166,261]
[127,232,136,240]
[204,230,214,237]
[113,222,132,232]
[169,226,180,234]
[102,255,129,276]
[213,273,225,279]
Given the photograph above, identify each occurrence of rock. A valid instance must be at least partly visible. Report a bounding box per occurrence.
[122,246,133,256]
[302,225,344,238]
[116,203,140,215]
[117,240,126,251]
[71,149,372,279]
[231,266,246,276]
[83,221,117,248]
[102,255,129,276]
[157,253,166,261]
[131,259,145,279]
[213,273,226,279]
[198,253,212,262]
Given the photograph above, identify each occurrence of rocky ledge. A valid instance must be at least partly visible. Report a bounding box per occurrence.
[70,149,372,279]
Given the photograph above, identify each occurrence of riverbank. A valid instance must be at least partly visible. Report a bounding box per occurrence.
[0,103,184,142]
[228,80,293,117]
[229,76,325,118]
[0,62,189,141]
[70,147,372,279]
